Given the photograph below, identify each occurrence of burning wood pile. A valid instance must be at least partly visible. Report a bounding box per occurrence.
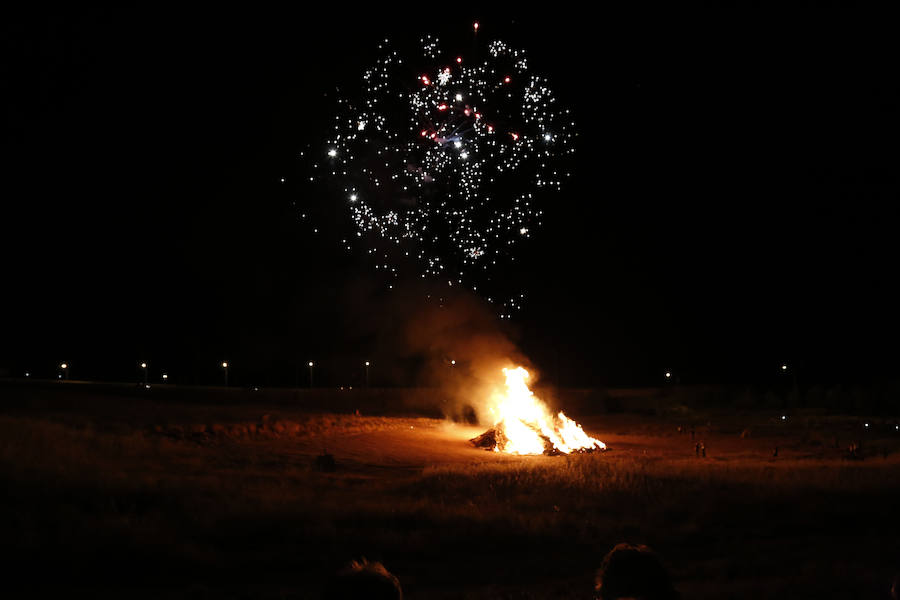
[469,367,607,456]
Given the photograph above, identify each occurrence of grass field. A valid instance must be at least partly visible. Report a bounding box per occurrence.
[2,384,899,598]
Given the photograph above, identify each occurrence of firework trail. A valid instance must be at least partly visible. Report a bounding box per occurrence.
[309,23,575,318]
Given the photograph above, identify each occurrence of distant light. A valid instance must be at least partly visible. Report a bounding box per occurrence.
[222,362,228,368]
[144,384,151,389]
[308,361,314,367]
[519,227,528,235]
[327,149,337,157]
[162,373,168,380]
[782,415,787,421]
[456,56,462,64]
[365,361,370,366]
[140,362,147,369]
[280,178,285,183]
[544,133,552,141]
[504,76,511,83]
[665,371,671,379]
[864,423,869,428]
[473,22,479,31]
[781,364,787,371]
[350,194,358,201]
[455,93,463,101]
[450,359,456,365]
[60,363,67,370]
[420,75,430,86]
[24,372,30,377]
[460,152,468,159]
[437,103,448,111]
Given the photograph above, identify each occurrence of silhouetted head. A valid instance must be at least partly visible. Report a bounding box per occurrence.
[323,558,402,600]
[595,543,679,600]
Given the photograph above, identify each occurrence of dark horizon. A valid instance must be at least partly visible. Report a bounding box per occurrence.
[3,7,897,389]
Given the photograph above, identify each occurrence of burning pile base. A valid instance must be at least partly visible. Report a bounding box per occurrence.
[470,426,607,456]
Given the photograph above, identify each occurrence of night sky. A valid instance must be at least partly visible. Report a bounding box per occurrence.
[3,7,897,387]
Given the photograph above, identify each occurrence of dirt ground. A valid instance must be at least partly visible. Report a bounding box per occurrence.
[2,384,899,598]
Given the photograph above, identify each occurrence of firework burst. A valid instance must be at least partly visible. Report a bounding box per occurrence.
[310,23,575,317]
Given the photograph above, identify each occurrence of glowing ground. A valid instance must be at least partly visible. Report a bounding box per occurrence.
[2,386,899,598]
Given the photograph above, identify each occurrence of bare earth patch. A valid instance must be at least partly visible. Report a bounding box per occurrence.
[2,392,899,598]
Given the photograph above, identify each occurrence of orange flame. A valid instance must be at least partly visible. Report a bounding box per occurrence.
[488,367,606,455]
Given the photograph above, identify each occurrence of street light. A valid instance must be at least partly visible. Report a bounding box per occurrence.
[665,371,672,380]
[222,361,229,387]
[365,361,370,387]
[140,361,148,385]
[162,373,169,382]
[60,362,69,380]
[308,361,314,388]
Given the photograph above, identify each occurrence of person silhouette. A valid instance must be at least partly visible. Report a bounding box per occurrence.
[323,558,402,599]
[594,543,679,600]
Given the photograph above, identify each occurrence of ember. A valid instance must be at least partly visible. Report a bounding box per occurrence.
[471,367,606,455]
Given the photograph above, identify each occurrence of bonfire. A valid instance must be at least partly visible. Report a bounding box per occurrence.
[471,367,607,455]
